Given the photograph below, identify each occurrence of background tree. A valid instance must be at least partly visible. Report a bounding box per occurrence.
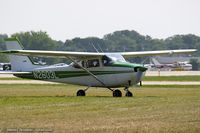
[190,58,200,70]
[0,30,199,65]
[0,34,9,62]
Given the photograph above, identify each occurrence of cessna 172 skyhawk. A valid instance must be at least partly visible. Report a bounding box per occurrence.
[0,38,197,97]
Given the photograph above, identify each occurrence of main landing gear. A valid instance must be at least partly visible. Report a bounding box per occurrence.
[76,87,133,97]
[76,89,85,96]
[113,89,122,97]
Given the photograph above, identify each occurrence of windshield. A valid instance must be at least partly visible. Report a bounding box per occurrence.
[106,54,126,62]
[102,54,126,66]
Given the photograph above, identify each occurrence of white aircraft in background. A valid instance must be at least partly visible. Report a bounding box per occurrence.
[150,58,192,71]
[0,38,196,97]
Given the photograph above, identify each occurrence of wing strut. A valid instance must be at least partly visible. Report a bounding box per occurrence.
[67,57,113,91]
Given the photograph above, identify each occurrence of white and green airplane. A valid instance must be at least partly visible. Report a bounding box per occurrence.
[0,38,196,97]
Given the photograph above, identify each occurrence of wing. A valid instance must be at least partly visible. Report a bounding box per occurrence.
[2,37,197,59]
[0,49,196,59]
[1,50,105,59]
[120,49,197,58]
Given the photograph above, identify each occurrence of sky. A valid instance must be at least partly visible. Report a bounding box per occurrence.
[0,0,200,41]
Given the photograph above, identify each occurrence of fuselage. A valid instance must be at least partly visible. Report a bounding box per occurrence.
[14,55,147,87]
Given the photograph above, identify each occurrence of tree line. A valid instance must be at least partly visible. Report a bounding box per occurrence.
[0,30,200,66]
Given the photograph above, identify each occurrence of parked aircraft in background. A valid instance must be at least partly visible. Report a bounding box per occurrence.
[149,58,192,71]
[0,38,196,97]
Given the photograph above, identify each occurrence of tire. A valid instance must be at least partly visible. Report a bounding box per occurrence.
[76,90,85,96]
[125,91,133,97]
[113,89,122,97]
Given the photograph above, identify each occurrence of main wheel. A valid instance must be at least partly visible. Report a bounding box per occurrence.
[125,91,133,97]
[113,89,122,97]
[76,90,85,96]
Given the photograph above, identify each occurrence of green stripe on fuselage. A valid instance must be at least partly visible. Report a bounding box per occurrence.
[56,71,132,78]
[111,62,145,68]
[14,70,134,79]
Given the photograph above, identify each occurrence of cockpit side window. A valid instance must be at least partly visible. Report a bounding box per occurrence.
[102,55,112,66]
[86,59,100,68]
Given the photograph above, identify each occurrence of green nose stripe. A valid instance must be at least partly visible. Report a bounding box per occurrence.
[111,62,148,72]
[137,66,148,72]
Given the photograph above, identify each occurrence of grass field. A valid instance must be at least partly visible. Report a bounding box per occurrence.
[0,84,199,133]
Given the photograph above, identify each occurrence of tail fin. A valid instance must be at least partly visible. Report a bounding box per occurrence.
[151,58,161,65]
[5,37,40,71]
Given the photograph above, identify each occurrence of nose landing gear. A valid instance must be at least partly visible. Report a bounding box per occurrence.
[124,87,133,97]
[125,91,133,97]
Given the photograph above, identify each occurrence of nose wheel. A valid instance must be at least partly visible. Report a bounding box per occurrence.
[125,91,133,97]
[124,87,133,97]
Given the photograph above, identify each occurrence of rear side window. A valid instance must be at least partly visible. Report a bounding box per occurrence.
[86,59,100,68]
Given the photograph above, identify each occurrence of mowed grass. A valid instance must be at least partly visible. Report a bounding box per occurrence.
[0,84,199,133]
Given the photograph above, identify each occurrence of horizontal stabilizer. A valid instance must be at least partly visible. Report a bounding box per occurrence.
[0,71,32,74]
